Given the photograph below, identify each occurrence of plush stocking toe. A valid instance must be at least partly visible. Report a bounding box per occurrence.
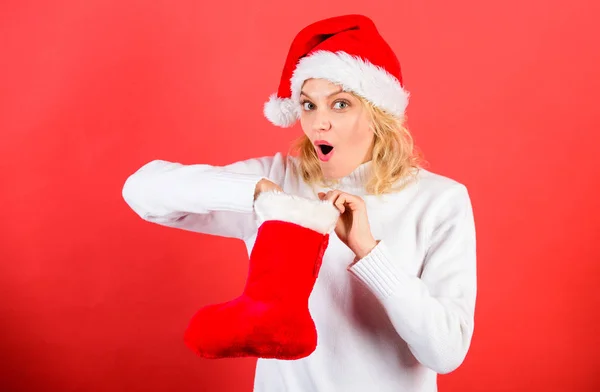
[185,294,318,359]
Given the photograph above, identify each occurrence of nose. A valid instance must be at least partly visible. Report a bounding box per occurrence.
[312,110,331,132]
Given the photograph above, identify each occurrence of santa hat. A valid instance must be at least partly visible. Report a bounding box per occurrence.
[264,14,409,128]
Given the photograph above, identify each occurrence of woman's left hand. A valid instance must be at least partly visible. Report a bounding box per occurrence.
[318,190,379,261]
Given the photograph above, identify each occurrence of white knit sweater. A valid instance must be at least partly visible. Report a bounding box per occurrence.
[122,153,477,392]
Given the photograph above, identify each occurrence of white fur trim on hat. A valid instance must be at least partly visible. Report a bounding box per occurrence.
[254,191,339,235]
[291,50,409,118]
[264,50,410,127]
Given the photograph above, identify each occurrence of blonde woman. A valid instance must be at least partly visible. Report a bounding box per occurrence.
[122,14,477,392]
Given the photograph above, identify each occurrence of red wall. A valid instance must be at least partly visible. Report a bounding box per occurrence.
[1,1,599,391]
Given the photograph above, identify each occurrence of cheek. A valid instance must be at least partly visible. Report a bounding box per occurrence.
[299,114,312,135]
[339,114,372,145]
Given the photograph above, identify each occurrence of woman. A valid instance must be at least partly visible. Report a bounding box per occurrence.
[122,14,477,392]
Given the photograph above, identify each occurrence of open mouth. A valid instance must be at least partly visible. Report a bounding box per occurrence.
[315,141,335,161]
[318,144,334,155]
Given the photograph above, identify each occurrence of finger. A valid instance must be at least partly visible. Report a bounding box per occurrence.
[319,191,331,201]
[334,194,346,214]
[341,193,365,211]
[320,191,334,201]
[325,190,342,202]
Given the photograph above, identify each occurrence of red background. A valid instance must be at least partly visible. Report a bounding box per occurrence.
[1,0,599,391]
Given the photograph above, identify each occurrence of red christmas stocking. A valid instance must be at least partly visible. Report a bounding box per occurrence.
[183,191,340,360]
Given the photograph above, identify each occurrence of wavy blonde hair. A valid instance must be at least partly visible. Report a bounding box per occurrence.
[288,93,427,195]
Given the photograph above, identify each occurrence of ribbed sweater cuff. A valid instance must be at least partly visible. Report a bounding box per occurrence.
[347,240,410,300]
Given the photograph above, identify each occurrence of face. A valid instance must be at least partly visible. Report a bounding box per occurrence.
[299,78,374,180]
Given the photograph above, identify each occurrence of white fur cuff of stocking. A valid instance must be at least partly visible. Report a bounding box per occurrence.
[254,191,340,235]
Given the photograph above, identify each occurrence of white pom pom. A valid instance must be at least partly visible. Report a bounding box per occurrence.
[263,94,299,128]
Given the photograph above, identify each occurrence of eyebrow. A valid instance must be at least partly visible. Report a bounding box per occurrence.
[300,88,344,100]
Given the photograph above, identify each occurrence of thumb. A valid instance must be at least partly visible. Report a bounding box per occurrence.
[318,192,326,200]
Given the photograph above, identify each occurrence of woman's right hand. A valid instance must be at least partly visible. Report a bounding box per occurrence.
[254,178,283,200]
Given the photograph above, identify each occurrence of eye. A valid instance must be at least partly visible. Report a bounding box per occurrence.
[333,100,349,110]
[301,101,315,111]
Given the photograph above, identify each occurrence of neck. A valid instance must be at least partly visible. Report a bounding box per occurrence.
[319,161,373,193]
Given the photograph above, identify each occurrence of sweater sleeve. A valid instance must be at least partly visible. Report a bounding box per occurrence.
[121,153,286,240]
[347,184,477,374]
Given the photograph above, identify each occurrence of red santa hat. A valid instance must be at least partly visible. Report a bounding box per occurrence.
[264,14,410,128]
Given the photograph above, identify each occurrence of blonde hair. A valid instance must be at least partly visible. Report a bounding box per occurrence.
[289,93,427,195]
